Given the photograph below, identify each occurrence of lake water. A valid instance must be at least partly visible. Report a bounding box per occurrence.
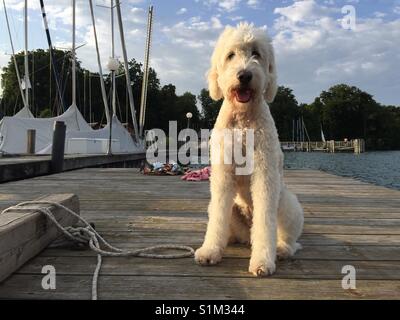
[284,151,400,190]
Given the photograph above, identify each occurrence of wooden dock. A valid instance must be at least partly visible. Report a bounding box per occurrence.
[0,168,399,299]
[281,139,365,153]
[0,153,145,183]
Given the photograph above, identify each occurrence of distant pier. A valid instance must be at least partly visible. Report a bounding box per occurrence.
[281,139,365,154]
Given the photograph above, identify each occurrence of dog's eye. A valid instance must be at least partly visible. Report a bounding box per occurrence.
[227,52,235,61]
[252,50,260,58]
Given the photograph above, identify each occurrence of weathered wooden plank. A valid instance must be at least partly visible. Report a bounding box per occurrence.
[38,243,400,261]
[39,232,400,247]
[0,194,79,283]
[73,217,400,235]
[0,275,398,300]
[76,210,400,221]
[14,256,400,280]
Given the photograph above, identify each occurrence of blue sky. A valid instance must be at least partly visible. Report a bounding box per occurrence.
[1,0,400,106]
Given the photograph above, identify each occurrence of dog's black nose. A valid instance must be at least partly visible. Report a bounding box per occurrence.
[237,70,253,84]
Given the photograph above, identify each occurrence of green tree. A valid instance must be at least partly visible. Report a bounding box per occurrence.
[269,86,299,141]
[198,88,222,129]
[1,52,202,133]
[0,49,105,121]
[175,92,201,131]
[39,108,52,118]
[318,84,380,141]
[301,98,324,141]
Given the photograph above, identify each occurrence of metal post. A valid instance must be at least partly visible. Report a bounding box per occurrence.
[89,72,92,124]
[115,0,139,140]
[292,119,294,145]
[139,6,153,137]
[40,0,66,112]
[71,0,76,106]
[83,71,86,118]
[108,0,115,155]
[88,0,111,124]
[27,129,36,154]
[3,0,26,108]
[24,0,29,108]
[51,121,66,173]
[111,0,116,116]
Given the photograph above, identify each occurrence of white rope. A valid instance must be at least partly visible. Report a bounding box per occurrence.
[1,201,195,300]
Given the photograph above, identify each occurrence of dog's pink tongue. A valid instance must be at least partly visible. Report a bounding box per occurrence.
[235,90,252,103]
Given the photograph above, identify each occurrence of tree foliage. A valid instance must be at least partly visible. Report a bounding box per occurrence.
[0,49,201,132]
[198,88,222,129]
[268,84,400,150]
[269,86,299,141]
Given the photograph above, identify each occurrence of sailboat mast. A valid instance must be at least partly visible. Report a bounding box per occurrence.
[139,6,153,138]
[115,0,139,140]
[111,0,116,116]
[39,0,66,112]
[88,0,111,124]
[71,0,76,106]
[2,0,26,108]
[24,0,29,108]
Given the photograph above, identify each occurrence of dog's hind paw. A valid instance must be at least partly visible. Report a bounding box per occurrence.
[277,242,302,260]
[195,246,223,266]
[249,258,275,277]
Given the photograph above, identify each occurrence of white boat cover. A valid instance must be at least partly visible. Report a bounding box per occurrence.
[0,104,144,155]
[14,106,34,118]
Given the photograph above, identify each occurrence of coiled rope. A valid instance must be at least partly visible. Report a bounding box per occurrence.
[1,201,195,300]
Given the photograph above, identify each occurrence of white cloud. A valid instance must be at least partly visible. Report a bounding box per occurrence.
[272,0,400,105]
[374,11,386,19]
[0,0,40,11]
[1,0,399,107]
[155,15,227,93]
[229,15,244,21]
[203,0,242,12]
[129,7,146,24]
[247,0,260,9]
[177,8,187,15]
[274,0,334,23]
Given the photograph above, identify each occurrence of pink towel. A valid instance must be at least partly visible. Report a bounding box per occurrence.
[181,166,211,181]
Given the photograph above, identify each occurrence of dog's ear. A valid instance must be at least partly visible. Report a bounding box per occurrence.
[207,67,223,101]
[264,46,278,103]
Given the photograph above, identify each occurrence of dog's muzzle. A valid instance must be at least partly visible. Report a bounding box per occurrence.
[237,70,253,84]
[233,70,254,103]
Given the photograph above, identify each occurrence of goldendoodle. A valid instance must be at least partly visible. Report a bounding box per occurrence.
[195,23,304,276]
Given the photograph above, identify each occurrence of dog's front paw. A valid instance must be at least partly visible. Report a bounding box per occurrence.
[249,257,276,277]
[195,246,222,266]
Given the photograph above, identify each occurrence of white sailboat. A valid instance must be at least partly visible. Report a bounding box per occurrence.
[0,0,144,155]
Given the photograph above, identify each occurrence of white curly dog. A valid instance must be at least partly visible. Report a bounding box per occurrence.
[195,23,304,276]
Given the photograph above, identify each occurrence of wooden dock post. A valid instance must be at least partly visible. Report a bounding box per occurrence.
[354,139,359,154]
[328,140,335,153]
[27,129,36,154]
[354,139,366,154]
[0,194,79,283]
[51,121,66,173]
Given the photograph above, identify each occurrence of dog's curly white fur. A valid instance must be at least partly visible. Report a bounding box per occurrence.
[195,23,304,276]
